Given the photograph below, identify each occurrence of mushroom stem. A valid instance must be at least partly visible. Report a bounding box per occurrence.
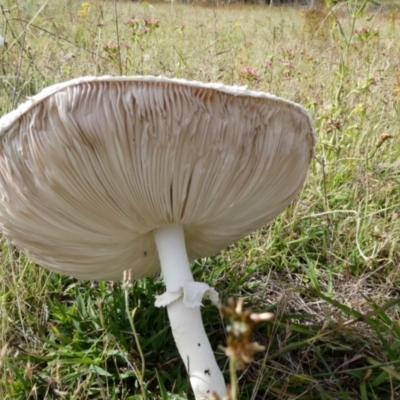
[153,225,227,400]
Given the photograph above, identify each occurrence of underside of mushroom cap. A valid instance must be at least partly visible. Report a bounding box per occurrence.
[0,76,315,280]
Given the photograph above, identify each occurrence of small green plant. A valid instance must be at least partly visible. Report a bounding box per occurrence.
[126,17,160,38]
[103,42,130,62]
[239,67,260,84]
[353,25,380,42]
[101,16,160,73]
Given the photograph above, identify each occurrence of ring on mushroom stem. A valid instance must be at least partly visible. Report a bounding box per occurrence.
[0,76,315,400]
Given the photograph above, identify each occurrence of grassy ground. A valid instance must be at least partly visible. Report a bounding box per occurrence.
[0,0,400,399]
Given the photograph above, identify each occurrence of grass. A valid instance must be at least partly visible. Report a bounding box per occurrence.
[0,0,400,398]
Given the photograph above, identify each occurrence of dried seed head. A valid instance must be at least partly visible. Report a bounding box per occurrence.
[123,269,133,290]
[219,298,274,370]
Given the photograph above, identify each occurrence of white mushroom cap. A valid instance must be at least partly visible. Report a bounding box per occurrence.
[0,76,315,280]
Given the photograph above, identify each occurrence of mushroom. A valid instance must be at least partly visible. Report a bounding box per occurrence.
[0,76,315,399]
